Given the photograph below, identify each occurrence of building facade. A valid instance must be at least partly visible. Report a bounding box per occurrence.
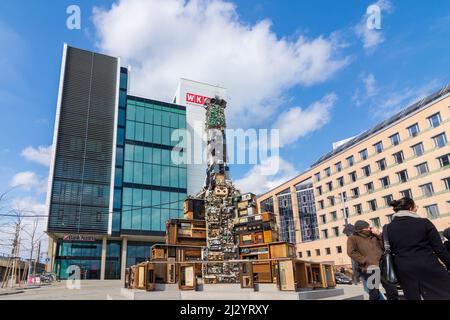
[45,45,224,279]
[258,85,450,268]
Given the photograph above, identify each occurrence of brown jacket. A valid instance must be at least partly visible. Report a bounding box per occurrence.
[347,232,384,271]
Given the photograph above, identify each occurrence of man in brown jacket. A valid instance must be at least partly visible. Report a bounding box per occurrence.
[347,220,399,300]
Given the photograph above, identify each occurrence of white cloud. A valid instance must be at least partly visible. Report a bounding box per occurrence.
[363,73,377,97]
[272,93,337,147]
[355,0,393,52]
[93,0,349,126]
[21,145,52,167]
[353,73,377,106]
[10,171,47,193]
[234,155,298,195]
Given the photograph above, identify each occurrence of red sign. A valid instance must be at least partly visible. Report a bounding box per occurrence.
[186,93,209,106]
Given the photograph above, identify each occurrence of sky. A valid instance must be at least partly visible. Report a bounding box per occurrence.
[0,0,450,257]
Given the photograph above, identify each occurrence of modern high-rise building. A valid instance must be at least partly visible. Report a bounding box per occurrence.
[257,85,450,268]
[45,44,226,280]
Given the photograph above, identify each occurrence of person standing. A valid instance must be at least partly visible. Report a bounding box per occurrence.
[443,228,450,254]
[343,224,360,285]
[347,220,399,300]
[387,198,450,300]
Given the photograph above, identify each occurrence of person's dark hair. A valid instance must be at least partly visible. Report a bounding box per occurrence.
[390,197,415,212]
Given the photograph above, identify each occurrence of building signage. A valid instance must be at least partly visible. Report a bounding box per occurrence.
[186,93,209,106]
[63,234,96,242]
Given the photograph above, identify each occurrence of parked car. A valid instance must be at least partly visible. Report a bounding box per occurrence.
[335,272,353,285]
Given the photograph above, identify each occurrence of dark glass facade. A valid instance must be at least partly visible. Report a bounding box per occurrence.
[277,189,296,244]
[125,241,156,267]
[295,180,319,242]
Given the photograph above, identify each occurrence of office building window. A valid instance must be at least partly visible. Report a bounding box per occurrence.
[349,171,357,182]
[347,156,355,167]
[335,162,342,172]
[443,177,450,190]
[365,182,374,193]
[316,186,323,196]
[374,141,384,154]
[393,151,404,164]
[360,149,368,160]
[438,154,450,167]
[330,211,337,221]
[298,252,303,259]
[325,167,331,177]
[316,249,321,256]
[397,170,409,183]
[307,250,311,257]
[425,204,440,219]
[416,162,429,175]
[351,187,360,197]
[354,204,363,215]
[433,133,447,148]
[320,214,327,224]
[326,248,331,255]
[321,230,329,239]
[370,217,381,229]
[400,189,413,199]
[362,165,371,177]
[318,200,325,210]
[390,133,401,146]
[428,113,442,128]
[380,176,390,188]
[332,227,339,237]
[411,143,424,157]
[315,172,321,181]
[327,182,333,192]
[408,123,420,137]
[368,200,378,212]
[386,214,394,222]
[329,197,335,206]
[341,207,349,219]
[383,194,394,207]
[420,183,434,197]
[337,177,344,187]
[336,246,343,254]
[377,158,387,171]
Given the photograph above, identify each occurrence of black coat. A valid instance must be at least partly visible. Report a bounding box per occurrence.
[386,216,450,300]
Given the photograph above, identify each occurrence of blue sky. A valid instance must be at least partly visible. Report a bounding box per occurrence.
[0,0,450,253]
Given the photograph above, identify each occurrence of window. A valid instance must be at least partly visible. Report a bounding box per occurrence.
[326,248,331,255]
[383,194,394,207]
[416,162,429,175]
[374,141,384,154]
[433,133,447,148]
[397,170,409,183]
[321,230,329,239]
[337,177,344,187]
[400,189,412,199]
[330,211,337,221]
[332,227,339,237]
[351,187,360,197]
[320,214,327,224]
[307,250,311,257]
[380,176,390,188]
[443,177,450,190]
[425,204,440,219]
[341,207,349,219]
[365,182,374,193]
[298,252,303,258]
[360,149,368,160]
[370,217,381,228]
[328,197,335,206]
[428,113,442,128]
[386,214,394,222]
[315,172,321,181]
[354,204,363,215]
[408,123,420,137]
[377,159,387,171]
[336,246,343,254]
[411,143,424,157]
[347,156,355,167]
[316,249,321,256]
[420,183,434,197]
[335,162,342,172]
[325,167,331,177]
[368,200,378,212]
[349,171,357,182]
[318,200,325,210]
[393,151,404,164]
[390,133,401,146]
[316,186,323,196]
[362,165,371,177]
[438,154,450,167]
[327,182,333,192]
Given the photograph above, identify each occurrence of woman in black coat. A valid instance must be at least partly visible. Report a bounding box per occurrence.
[386,198,450,300]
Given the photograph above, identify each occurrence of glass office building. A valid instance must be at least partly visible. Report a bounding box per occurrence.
[46,45,189,280]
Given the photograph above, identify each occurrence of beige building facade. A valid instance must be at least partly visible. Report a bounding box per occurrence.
[257,85,450,268]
